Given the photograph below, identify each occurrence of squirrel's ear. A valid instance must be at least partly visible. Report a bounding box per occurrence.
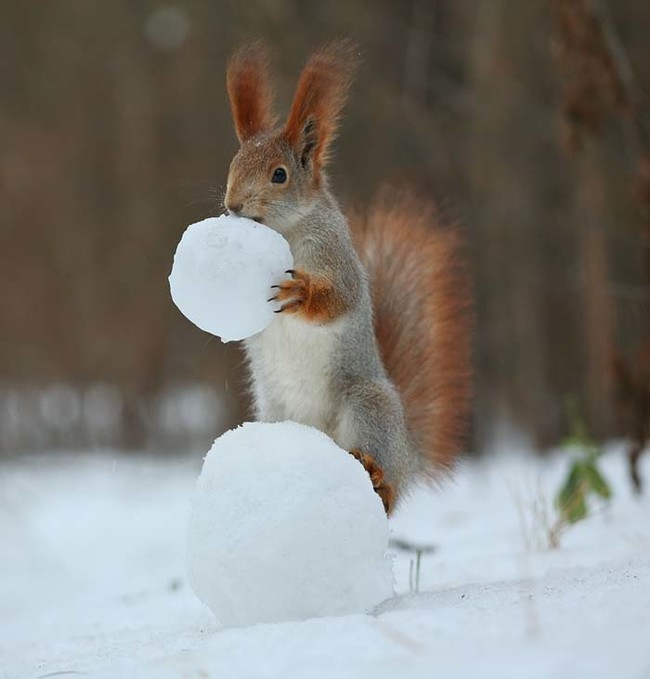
[284,40,358,181]
[227,42,276,143]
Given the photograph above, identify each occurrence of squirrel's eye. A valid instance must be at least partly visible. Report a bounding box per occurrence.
[271,167,287,184]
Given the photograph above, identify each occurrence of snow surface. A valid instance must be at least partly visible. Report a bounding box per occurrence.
[187,422,393,627]
[168,215,293,342]
[1,445,649,678]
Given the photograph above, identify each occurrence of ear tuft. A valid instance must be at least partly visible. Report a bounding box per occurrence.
[284,40,359,180]
[227,42,276,142]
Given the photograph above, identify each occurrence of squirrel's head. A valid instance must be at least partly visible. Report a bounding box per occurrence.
[224,41,357,234]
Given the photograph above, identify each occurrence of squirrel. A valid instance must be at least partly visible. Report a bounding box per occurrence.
[223,40,471,514]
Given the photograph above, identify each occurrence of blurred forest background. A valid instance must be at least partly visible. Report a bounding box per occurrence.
[1,0,649,458]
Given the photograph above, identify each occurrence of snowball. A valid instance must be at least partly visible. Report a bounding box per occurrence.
[187,421,394,628]
[169,215,293,342]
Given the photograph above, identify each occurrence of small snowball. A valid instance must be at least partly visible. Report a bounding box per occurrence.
[169,215,293,342]
[187,421,394,628]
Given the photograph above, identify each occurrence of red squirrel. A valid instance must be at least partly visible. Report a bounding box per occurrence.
[223,40,471,513]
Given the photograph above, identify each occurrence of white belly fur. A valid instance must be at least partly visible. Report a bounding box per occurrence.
[246,315,341,432]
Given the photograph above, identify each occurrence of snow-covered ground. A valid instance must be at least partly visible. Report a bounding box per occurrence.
[1,445,649,678]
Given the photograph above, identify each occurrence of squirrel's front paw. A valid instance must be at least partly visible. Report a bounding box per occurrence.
[268,269,310,315]
[349,448,396,515]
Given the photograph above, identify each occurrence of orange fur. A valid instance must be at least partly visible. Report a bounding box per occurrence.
[227,42,276,142]
[272,270,347,322]
[284,40,358,185]
[349,448,396,513]
[350,189,473,474]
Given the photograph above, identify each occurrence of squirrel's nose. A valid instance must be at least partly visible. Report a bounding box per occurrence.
[225,199,243,216]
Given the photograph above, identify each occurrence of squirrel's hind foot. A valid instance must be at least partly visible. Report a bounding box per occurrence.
[349,448,395,515]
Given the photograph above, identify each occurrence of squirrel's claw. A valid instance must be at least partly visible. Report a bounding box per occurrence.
[270,270,309,314]
[274,299,303,314]
[349,448,395,514]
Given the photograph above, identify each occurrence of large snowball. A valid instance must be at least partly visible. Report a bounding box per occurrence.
[187,421,394,628]
[169,215,293,342]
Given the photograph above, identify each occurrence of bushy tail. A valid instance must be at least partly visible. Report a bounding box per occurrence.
[350,189,472,476]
